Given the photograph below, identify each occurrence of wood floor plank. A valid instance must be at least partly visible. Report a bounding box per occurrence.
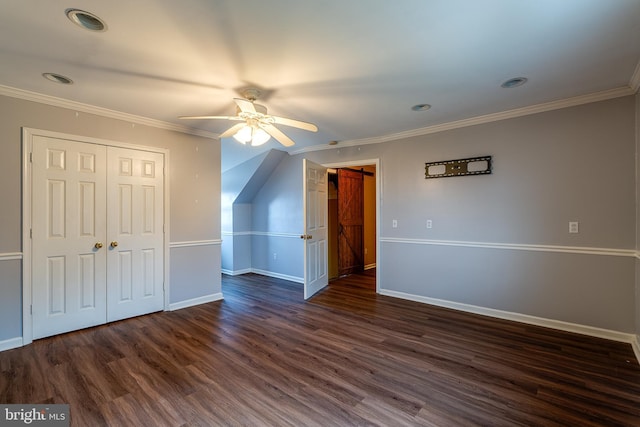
[1,271,639,426]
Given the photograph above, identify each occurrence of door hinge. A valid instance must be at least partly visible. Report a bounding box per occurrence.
[30,305,32,315]
[29,152,33,163]
[30,228,32,239]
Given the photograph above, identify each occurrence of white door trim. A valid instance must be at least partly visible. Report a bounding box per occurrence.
[323,159,381,294]
[21,127,171,346]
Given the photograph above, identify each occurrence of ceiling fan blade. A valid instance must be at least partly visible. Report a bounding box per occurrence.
[272,116,318,132]
[234,98,256,113]
[179,115,243,120]
[262,124,295,147]
[220,122,248,138]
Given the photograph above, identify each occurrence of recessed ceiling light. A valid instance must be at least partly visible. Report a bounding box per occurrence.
[42,73,74,84]
[411,104,431,112]
[501,77,528,88]
[65,9,107,32]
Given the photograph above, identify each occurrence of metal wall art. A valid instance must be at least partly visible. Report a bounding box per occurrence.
[425,156,492,179]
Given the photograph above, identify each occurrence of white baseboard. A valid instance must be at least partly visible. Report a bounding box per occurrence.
[632,335,640,364]
[169,293,223,311]
[221,268,252,276]
[251,269,304,284]
[222,268,303,284]
[0,337,23,352]
[379,289,639,363]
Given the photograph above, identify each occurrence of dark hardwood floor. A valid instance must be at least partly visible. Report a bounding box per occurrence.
[2,272,640,426]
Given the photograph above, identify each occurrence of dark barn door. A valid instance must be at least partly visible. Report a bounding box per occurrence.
[337,168,364,276]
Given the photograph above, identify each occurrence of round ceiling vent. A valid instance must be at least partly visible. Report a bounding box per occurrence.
[42,73,74,84]
[501,77,528,88]
[411,103,432,112]
[65,9,107,32]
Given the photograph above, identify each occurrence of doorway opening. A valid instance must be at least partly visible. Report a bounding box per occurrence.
[327,164,377,290]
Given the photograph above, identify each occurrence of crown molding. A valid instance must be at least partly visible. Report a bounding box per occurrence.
[1,82,634,152]
[291,85,635,156]
[0,84,219,140]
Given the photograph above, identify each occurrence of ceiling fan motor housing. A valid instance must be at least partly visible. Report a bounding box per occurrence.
[242,88,262,101]
[236,103,268,115]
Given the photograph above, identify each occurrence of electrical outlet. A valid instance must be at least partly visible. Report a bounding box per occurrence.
[273,252,277,260]
[569,221,579,234]
[426,219,433,229]
[392,220,398,228]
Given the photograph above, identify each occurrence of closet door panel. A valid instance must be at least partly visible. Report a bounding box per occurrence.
[106,147,164,322]
[32,136,107,339]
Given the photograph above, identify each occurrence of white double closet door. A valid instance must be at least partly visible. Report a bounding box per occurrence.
[31,135,165,339]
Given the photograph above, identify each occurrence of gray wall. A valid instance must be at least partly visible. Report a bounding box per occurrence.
[251,96,637,333]
[636,91,640,340]
[221,149,288,275]
[0,94,221,343]
[232,203,253,272]
[0,260,21,339]
[251,155,304,280]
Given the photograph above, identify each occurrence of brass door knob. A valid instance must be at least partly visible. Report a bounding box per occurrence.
[94,242,103,249]
[110,241,118,248]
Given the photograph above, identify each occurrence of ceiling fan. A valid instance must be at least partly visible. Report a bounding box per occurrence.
[179,88,317,147]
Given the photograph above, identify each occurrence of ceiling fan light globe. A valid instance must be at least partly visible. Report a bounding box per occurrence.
[233,125,252,143]
[251,128,271,146]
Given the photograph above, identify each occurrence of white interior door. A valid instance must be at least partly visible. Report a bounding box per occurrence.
[303,159,328,299]
[32,136,108,339]
[106,147,164,322]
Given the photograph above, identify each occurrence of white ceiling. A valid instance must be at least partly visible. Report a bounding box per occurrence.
[1,0,639,169]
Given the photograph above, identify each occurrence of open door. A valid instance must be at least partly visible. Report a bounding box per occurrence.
[302,159,328,299]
